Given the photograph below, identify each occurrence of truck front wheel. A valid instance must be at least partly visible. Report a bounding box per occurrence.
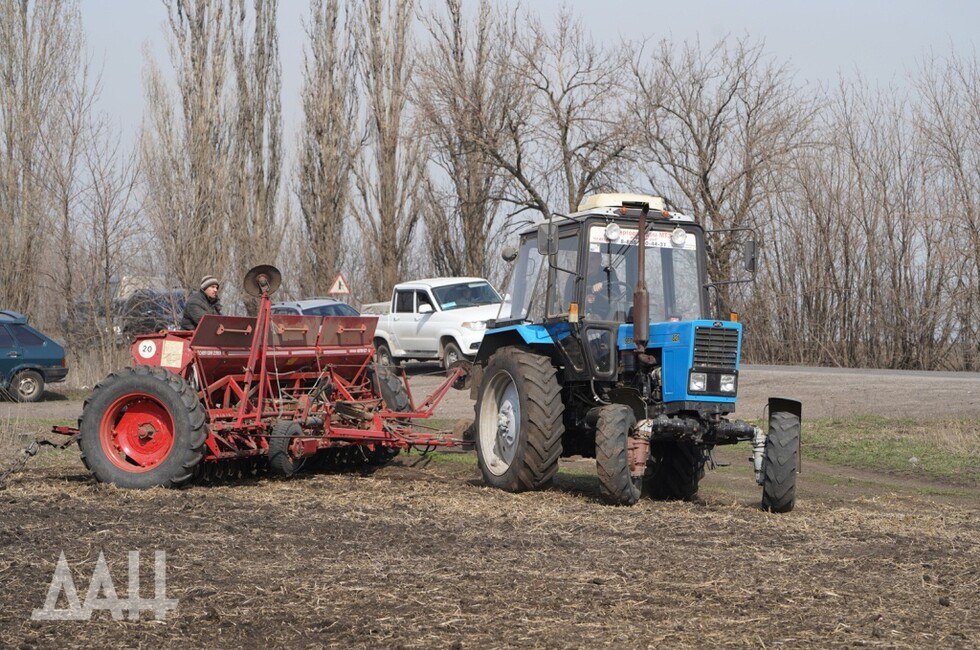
[374,341,395,368]
[475,348,563,492]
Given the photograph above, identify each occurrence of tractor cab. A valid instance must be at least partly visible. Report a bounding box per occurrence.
[481,194,739,412]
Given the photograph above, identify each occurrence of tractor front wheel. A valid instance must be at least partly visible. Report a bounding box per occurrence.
[595,404,643,505]
[647,441,706,501]
[762,409,800,512]
[78,365,207,488]
[475,348,563,492]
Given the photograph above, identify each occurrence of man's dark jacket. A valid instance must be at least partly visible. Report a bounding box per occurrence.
[180,289,222,330]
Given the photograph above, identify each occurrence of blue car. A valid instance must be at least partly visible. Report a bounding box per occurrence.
[0,310,68,402]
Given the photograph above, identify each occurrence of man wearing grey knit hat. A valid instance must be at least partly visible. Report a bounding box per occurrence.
[180,275,223,330]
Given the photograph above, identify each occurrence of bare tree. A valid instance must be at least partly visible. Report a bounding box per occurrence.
[0,0,82,318]
[41,60,99,346]
[229,0,282,313]
[142,0,232,292]
[460,8,631,230]
[628,37,814,310]
[79,132,142,369]
[916,53,980,370]
[297,0,359,295]
[415,0,507,277]
[352,0,426,300]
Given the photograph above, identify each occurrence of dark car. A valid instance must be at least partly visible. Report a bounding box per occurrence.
[117,289,186,339]
[0,311,68,402]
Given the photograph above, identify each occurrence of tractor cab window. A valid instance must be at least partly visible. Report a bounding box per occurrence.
[497,236,546,322]
[584,224,703,323]
[550,234,580,317]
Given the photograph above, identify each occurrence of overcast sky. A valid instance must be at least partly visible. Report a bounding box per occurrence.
[79,0,978,144]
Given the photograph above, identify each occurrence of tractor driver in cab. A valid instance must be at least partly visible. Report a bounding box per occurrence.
[180,275,223,330]
[583,250,625,321]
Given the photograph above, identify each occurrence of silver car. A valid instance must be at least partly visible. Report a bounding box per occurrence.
[271,299,359,317]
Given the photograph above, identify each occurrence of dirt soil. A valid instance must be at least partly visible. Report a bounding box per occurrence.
[0,364,978,648]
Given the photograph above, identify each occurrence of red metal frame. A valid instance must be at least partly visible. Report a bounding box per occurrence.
[54,289,465,467]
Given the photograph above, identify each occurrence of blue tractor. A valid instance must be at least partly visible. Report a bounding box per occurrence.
[470,194,801,509]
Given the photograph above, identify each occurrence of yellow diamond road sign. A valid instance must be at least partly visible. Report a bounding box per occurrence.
[328,273,350,295]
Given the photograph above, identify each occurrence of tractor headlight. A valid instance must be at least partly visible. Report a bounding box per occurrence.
[689,372,707,392]
[462,321,487,331]
[604,222,621,241]
[720,374,736,393]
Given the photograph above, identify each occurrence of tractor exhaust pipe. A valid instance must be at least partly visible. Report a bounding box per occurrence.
[632,203,649,351]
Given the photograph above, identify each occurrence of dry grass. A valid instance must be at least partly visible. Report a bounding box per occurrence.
[803,416,980,485]
[63,345,132,391]
[0,451,977,648]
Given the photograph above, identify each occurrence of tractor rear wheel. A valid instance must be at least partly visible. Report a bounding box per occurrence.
[475,348,563,492]
[78,365,207,489]
[268,420,305,477]
[762,409,800,512]
[595,404,643,505]
[647,441,706,501]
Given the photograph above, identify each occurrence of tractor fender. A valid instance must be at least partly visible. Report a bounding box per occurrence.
[475,324,554,365]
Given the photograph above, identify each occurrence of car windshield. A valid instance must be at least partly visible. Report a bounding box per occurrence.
[302,304,359,317]
[431,282,501,311]
[584,225,702,322]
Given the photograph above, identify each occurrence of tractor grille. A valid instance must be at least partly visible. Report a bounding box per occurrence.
[693,326,739,369]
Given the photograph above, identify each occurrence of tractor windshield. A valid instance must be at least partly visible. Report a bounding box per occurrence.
[495,223,704,325]
[584,225,702,322]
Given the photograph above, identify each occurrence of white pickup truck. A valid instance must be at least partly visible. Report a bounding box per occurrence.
[370,277,502,368]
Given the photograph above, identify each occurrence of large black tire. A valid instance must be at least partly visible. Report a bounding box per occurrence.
[647,440,706,501]
[268,420,304,477]
[442,340,464,370]
[11,369,44,403]
[762,410,800,513]
[78,365,207,489]
[475,348,563,492]
[595,404,642,506]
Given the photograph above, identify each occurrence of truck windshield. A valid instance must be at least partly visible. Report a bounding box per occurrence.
[432,281,501,311]
[585,225,702,322]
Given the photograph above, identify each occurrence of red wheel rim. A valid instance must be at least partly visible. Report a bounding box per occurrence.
[99,393,176,473]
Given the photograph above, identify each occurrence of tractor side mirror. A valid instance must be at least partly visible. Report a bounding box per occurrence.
[743,240,757,273]
[536,223,559,256]
[501,243,519,262]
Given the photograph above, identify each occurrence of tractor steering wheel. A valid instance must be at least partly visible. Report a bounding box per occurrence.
[587,281,632,319]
